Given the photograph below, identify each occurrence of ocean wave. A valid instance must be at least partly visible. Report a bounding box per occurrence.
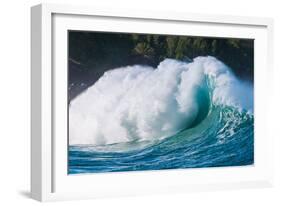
[69,56,253,145]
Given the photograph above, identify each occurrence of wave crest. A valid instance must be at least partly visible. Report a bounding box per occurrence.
[69,56,253,145]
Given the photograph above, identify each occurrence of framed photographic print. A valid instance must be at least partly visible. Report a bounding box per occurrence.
[31,3,274,201]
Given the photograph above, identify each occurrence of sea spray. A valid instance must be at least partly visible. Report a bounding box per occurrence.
[69,56,253,146]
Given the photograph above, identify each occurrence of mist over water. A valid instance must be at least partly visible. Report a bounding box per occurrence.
[69,56,253,146]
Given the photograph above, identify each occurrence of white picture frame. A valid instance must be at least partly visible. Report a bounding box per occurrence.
[31,3,274,202]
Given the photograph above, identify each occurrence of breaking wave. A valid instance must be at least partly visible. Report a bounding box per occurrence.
[69,56,253,146]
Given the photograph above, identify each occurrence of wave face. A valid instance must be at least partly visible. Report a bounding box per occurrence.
[68,57,254,174]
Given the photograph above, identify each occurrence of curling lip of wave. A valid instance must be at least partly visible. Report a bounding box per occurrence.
[69,56,253,146]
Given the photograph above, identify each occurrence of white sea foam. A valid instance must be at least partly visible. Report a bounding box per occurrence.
[69,56,253,145]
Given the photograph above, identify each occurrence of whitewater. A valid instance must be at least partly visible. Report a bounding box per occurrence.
[69,56,253,145]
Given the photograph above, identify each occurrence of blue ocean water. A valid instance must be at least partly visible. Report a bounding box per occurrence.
[68,57,254,174]
[68,106,253,174]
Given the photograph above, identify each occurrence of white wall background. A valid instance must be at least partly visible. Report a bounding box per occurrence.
[0,0,280,205]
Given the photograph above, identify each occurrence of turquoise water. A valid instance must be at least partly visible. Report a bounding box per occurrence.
[68,106,253,174]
